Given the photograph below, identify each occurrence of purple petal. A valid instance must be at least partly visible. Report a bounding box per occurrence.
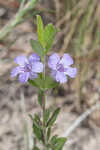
[61,53,74,67]
[64,67,77,78]
[48,53,60,70]
[29,53,40,62]
[14,55,28,66]
[56,72,67,83]
[51,70,57,79]
[29,72,38,79]
[32,62,43,73]
[19,72,30,83]
[11,67,21,77]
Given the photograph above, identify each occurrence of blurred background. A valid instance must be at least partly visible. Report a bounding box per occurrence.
[0,0,100,150]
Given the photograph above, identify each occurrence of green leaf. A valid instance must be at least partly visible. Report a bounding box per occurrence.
[45,77,59,89]
[37,15,45,46]
[34,114,41,126]
[43,109,50,124]
[33,146,40,150]
[47,107,60,127]
[52,137,67,150]
[29,76,59,90]
[50,136,67,150]
[44,24,56,53]
[29,114,41,127]
[29,78,44,89]
[38,89,44,107]
[33,122,43,141]
[32,114,43,141]
[50,135,58,145]
[30,39,45,58]
[35,78,44,88]
[28,79,38,87]
[47,127,51,141]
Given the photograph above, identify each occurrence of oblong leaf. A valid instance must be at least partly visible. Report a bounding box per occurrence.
[37,15,45,46]
[47,107,60,127]
[29,78,44,89]
[50,135,58,145]
[44,24,56,53]
[28,79,38,87]
[52,137,67,150]
[45,77,59,89]
[43,109,50,124]
[47,127,51,141]
[30,39,45,58]
[33,122,43,141]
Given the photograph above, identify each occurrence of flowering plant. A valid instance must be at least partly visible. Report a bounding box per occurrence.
[11,15,77,150]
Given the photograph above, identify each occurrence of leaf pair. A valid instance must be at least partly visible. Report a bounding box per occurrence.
[29,76,59,90]
[30,15,56,59]
[37,15,56,53]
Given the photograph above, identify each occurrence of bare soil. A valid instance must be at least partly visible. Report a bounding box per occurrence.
[0,3,100,150]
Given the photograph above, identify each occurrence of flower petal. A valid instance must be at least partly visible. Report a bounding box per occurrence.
[11,67,21,77]
[56,72,67,83]
[64,67,77,78]
[48,53,60,70]
[14,55,28,66]
[19,72,30,83]
[51,70,57,79]
[29,53,40,62]
[61,53,74,67]
[29,72,37,79]
[32,62,43,73]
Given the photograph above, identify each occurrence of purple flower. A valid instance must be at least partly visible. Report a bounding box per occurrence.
[48,53,77,83]
[11,53,43,83]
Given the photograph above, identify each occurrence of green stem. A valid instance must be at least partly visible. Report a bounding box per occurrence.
[42,56,48,150]
[42,92,46,148]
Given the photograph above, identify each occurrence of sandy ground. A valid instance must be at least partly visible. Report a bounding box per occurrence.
[0,81,100,150]
[0,3,100,150]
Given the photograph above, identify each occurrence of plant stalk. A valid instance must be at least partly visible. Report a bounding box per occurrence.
[42,56,48,150]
